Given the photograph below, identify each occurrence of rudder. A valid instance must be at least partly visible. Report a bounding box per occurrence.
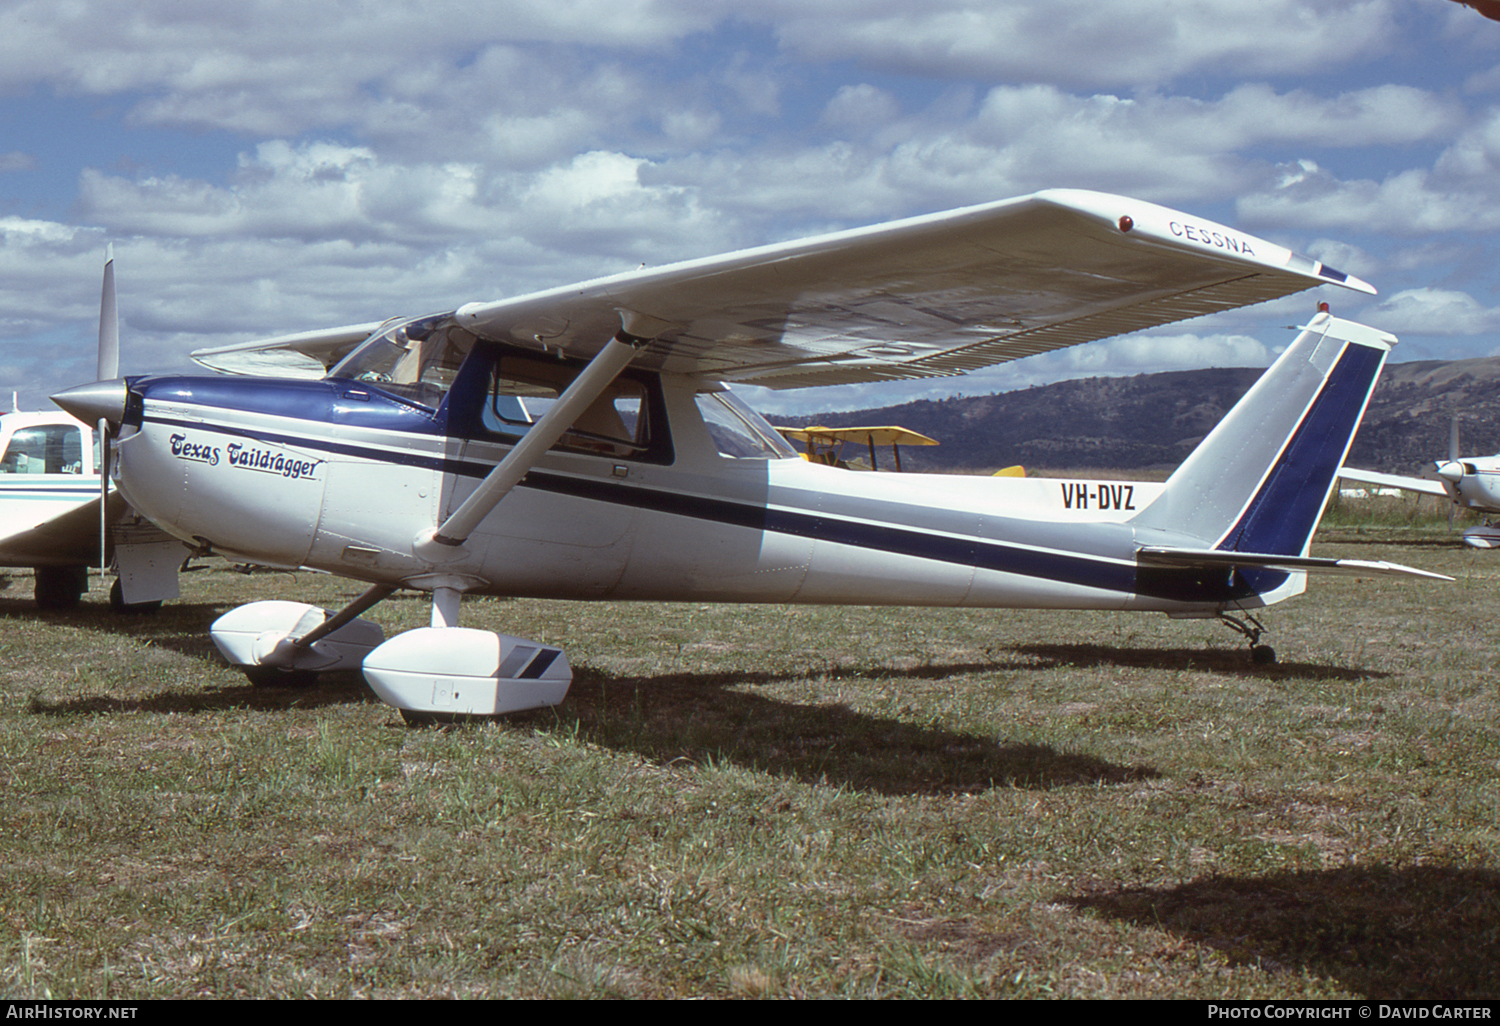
[1130,311,1394,557]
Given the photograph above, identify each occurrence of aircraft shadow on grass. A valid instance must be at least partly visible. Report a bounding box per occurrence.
[23,670,381,718]
[1006,643,1386,682]
[539,637,1385,793]
[530,664,1162,797]
[1062,864,1500,999]
[14,591,1384,793]
[22,619,1160,794]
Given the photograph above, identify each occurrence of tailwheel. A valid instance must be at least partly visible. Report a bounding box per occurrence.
[1219,611,1277,665]
[1250,644,1277,666]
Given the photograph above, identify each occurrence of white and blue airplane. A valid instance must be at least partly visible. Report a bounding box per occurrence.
[53,189,1446,719]
[1341,417,1500,548]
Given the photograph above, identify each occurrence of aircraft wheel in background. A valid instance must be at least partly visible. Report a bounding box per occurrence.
[34,565,88,610]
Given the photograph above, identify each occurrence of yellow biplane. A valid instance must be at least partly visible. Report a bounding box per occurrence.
[776,425,938,472]
[776,424,1026,477]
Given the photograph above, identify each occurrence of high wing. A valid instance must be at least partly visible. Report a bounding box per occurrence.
[1337,466,1450,498]
[191,189,1372,389]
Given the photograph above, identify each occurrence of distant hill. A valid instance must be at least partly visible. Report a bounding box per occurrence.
[770,355,1500,476]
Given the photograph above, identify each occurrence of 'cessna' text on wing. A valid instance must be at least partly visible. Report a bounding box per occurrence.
[1168,221,1256,257]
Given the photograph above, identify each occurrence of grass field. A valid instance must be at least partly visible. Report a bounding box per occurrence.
[1,516,1497,998]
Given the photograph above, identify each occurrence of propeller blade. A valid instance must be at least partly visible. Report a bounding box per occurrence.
[1449,412,1461,464]
[98,244,118,380]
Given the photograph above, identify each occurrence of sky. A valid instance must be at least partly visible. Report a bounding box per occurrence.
[1,0,1498,416]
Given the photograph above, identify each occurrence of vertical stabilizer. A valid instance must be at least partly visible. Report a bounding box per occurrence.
[1130,312,1393,556]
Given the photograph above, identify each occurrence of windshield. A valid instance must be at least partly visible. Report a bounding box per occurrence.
[328,313,476,410]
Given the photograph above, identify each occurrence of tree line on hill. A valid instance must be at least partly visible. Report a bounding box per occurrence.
[769,356,1500,476]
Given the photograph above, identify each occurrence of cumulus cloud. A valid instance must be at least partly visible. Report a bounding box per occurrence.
[0,0,1496,414]
[1368,287,1500,335]
[759,0,1402,87]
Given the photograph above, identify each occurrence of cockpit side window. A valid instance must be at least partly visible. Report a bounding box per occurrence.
[475,351,671,463]
[0,425,85,474]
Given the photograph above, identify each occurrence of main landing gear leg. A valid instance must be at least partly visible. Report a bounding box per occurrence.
[1219,611,1276,665]
[371,327,645,722]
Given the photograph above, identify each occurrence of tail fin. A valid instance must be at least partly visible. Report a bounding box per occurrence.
[1131,311,1392,556]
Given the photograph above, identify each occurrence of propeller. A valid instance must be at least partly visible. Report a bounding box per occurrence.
[1434,413,1464,530]
[1435,414,1465,482]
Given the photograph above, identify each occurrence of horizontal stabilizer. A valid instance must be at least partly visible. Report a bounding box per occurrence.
[1337,466,1449,498]
[1137,546,1452,581]
[1140,549,1446,582]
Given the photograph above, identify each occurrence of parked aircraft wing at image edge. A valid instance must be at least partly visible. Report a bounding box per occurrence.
[1337,466,1449,499]
[53,189,1440,720]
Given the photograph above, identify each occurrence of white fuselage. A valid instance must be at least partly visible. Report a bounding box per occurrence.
[0,409,105,567]
[109,367,1280,618]
[1441,456,1500,513]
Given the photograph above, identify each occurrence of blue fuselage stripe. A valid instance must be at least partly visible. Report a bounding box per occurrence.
[1220,342,1381,555]
[141,410,1246,604]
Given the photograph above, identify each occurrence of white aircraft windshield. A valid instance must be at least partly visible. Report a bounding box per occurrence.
[329,313,476,410]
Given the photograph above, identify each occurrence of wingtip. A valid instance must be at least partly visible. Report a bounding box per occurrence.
[1314,263,1377,296]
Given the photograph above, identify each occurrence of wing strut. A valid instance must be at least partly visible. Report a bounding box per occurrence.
[213,324,651,709]
[413,328,648,560]
[255,583,399,668]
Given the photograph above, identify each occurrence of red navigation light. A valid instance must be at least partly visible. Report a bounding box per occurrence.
[1118,215,1134,233]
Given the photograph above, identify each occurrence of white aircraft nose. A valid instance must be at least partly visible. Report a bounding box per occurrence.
[51,378,129,429]
[1435,460,1466,483]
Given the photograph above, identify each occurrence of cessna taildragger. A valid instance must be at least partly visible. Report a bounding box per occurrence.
[53,188,1446,719]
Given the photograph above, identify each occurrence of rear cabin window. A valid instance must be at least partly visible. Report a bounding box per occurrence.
[694,391,798,459]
